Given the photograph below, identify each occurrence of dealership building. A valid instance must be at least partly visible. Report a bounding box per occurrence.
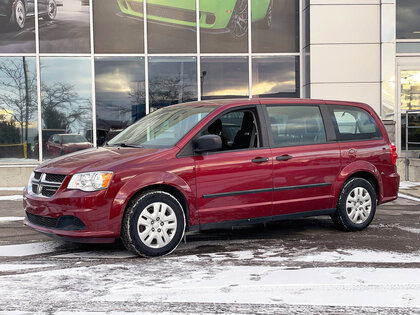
[0,0,419,186]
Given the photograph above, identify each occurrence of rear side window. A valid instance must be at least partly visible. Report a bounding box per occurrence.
[331,106,382,141]
[266,105,326,147]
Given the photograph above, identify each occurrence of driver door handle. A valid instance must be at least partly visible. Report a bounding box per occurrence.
[276,155,293,161]
[252,157,269,163]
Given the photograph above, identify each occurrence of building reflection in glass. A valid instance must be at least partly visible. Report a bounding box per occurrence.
[252,56,299,98]
[148,57,197,111]
[95,57,145,146]
[201,56,248,99]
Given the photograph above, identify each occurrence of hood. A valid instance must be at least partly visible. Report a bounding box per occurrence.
[36,146,174,175]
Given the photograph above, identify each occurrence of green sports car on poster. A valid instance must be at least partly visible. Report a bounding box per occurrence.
[116,0,272,39]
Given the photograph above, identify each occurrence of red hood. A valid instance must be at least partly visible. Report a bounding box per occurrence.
[36,146,175,175]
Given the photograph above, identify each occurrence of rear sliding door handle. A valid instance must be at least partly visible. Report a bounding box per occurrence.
[276,155,293,161]
[252,157,269,163]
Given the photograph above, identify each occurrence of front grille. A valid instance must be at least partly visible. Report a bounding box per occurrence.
[126,2,196,23]
[30,172,66,198]
[45,174,66,183]
[147,4,196,23]
[26,212,58,228]
[26,212,86,231]
[41,186,59,197]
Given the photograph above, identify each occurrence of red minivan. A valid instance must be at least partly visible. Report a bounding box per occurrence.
[23,99,400,257]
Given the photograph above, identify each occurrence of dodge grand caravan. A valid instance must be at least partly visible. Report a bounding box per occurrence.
[24,99,400,257]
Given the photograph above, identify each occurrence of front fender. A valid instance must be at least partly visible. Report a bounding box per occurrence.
[332,161,384,205]
[109,171,195,235]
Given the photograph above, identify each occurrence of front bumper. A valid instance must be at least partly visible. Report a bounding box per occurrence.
[23,187,119,243]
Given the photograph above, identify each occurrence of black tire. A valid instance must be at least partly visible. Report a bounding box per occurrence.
[121,190,186,257]
[43,0,57,21]
[332,178,376,231]
[10,0,26,30]
[228,0,248,39]
[260,0,273,29]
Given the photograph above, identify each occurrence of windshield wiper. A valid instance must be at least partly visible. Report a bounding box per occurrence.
[111,143,143,148]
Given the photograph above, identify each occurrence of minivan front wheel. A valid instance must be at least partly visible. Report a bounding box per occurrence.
[332,178,376,231]
[121,190,185,257]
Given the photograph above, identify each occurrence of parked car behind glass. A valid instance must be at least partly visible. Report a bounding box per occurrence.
[46,134,92,157]
[0,0,57,30]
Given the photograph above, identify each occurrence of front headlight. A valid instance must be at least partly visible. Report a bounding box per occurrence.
[67,171,113,192]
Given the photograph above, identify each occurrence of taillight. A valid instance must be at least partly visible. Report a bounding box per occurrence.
[389,143,398,165]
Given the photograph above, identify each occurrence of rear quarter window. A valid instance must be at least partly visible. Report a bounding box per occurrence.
[331,106,382,141]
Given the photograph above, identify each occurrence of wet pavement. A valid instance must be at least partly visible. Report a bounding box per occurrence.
[0,195,419,314]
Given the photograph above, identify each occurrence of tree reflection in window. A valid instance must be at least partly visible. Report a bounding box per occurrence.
[0,57,38,161]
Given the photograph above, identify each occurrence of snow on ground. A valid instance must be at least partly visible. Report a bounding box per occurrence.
[0,258,419,309]
[0,195,23,201]
[0,217,24,223]
[399,181,420,189]
[0,242,59,257]
[396,226,420,234]
[0,187,24,191]
[0,264,55,272]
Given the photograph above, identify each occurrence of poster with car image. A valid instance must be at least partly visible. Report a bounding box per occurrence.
[252,0,299,53]
[38,0,90,53]
[0,0,36,53]
[93,0,144,53]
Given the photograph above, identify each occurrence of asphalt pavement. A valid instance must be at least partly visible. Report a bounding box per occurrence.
[0,191,419,314]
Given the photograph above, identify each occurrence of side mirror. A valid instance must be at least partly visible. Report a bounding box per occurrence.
[194,134,222,153]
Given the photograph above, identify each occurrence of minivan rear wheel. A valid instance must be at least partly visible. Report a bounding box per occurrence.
[332,178,376,231]
[121,190,185,257]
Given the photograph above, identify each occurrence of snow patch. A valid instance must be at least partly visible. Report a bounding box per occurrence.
[0,195,23,201]
[399,181,420,189]
[397,226,420,234]
[54,250,137,259]
[0,242,59,257]
[0,187,24,191]
[0,217,24,223]
[0,264,55,272]
[295,248,420,263]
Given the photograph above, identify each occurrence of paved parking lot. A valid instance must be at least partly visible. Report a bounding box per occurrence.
[0,191,419,314]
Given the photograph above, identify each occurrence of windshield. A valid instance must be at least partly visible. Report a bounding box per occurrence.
[62,134,88,144]
[108,105,217,148]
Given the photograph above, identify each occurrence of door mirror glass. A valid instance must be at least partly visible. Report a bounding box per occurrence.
[194,135,222,153]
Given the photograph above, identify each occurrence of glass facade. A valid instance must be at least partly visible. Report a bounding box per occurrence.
[0,0,300,163]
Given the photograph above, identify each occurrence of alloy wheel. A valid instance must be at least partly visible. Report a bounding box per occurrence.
[15,1,25,29]
[230,0,248,39]
[48,0,56,19]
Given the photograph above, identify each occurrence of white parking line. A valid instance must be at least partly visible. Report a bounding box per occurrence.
[398,193,420,202]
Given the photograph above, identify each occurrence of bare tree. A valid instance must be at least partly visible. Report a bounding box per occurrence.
[0,57,37,143]
[129,77,195,111]
[41,82,90,132]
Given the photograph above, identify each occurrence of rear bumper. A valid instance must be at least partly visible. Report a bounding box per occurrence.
[380,172,400,204]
